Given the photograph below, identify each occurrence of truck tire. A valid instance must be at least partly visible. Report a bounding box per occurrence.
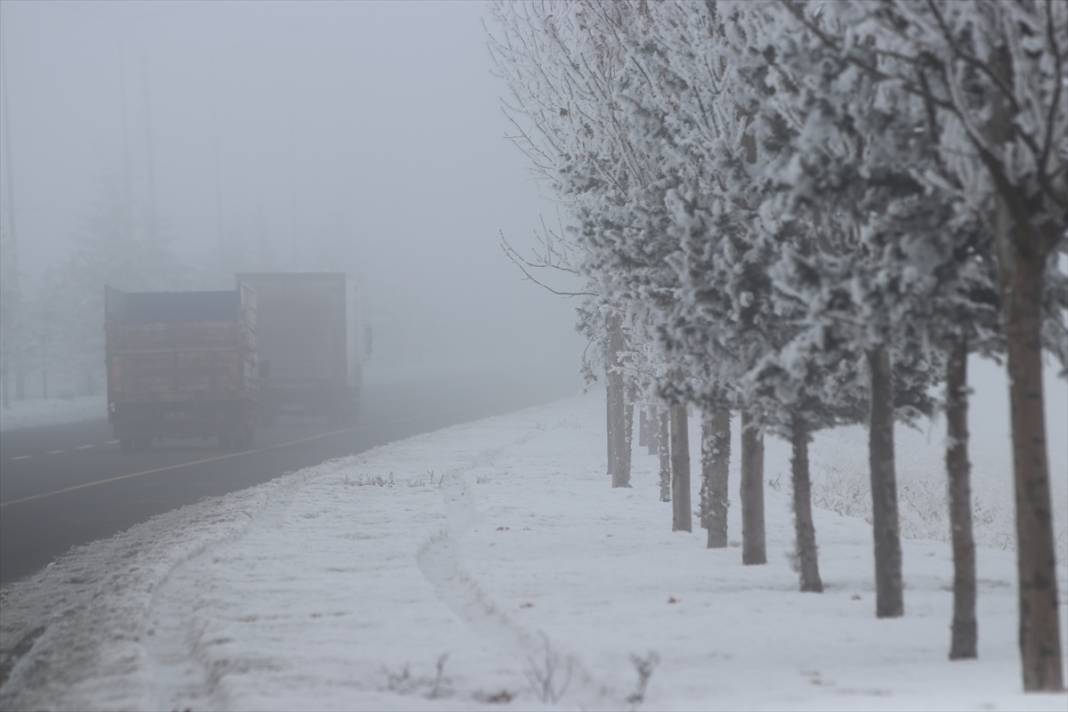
[259,407,277,428]
[120,432,150,453]
[220,424,253,451]
[330,398,358,426]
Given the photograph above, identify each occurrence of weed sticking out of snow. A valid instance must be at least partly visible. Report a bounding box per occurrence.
[625,651,659,707]
[523,632,576,704]
[382,653,453,700]
[343,472,396,488]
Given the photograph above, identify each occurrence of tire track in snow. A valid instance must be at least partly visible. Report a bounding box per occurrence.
[0,485,287,711]
[141,474,309,711]
[415,437,614,707]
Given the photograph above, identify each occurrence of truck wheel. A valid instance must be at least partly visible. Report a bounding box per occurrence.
[330,402,357,426]
[259,408,277,428]
[120,433,150,453]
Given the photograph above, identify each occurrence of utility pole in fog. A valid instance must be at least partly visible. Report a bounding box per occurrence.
[119,47,133,240]
[140,55,157,241]
[213,105,225,261]
[1,20,24,404]
[287,114,298,248]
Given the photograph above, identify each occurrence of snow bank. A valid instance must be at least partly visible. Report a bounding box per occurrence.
[1,391,1065,711]
[0,396,106,432]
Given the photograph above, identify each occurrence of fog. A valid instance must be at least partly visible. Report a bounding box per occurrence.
[0,0,585,394]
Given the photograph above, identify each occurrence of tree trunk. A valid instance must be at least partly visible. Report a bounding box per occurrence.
[701,406,730,548]
[1003,247,1063,691]
[646,407,658,454]
[658,410,671,502]
[740,410,766,564]
[983,48,1063,689]
[699,413,712,540]
[791,413,822,592]
[945,333,976,659]
[867,346,904,618]
[606,383,613,478]
[670,404,691,532]
[623,399,634,483]
[638,406,650,449]
[606,314,629,487]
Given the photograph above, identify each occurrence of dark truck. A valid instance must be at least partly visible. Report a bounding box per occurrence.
[236,272,365,423]
[104,286,258,451]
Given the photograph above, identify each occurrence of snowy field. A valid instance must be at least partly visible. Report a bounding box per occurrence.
[1,389,1066,711]
[0,396,106,432]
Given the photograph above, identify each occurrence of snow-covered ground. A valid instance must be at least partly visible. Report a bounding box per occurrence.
[0,396,106,432]
[1,390,1066,711]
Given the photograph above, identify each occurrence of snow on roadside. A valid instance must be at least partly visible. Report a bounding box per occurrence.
[0,396,106,432]
[1,391,1066,711]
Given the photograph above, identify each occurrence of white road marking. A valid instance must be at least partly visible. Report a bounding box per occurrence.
[46,449,65,455]
[0,421,386,508]
[75,444,96,450]
[12,455,31,461]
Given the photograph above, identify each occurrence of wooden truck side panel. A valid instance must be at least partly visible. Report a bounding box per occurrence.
[104,287,257,449]
[235,272,357,420]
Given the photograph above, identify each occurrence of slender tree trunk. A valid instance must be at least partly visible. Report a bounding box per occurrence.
[701,406,730,548]
[700,413,713,540]
[606,314,629,487]
[740,409,766,564]
[640,403,657,454]
[670,404,691,532]
[945,333,976,659]
[623,398,634,483]
[658,410,671,502]
[867,346,903,618]
[982,51,1062,689]
[606,383,613,478]
[1003,247,1063,691]
[638,406,650,449]
[791,413,822,592]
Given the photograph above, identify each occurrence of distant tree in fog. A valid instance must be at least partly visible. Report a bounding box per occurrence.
[489,0,641,490]
[56,184,185,394]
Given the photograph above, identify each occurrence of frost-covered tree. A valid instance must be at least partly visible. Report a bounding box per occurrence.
[488,0,647,489]
[779,0,1066,689]
[606,0,774,559]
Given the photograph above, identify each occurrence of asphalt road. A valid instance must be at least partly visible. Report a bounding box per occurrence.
[0,373,572,585]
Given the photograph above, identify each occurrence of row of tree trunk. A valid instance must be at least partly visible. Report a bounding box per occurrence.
[605,343,983,659]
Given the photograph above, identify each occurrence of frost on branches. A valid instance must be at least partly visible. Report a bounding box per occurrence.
[488,0,1066,692]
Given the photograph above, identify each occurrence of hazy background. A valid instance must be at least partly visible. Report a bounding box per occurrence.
[0,0,585,391]
[0,0,1064,451]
